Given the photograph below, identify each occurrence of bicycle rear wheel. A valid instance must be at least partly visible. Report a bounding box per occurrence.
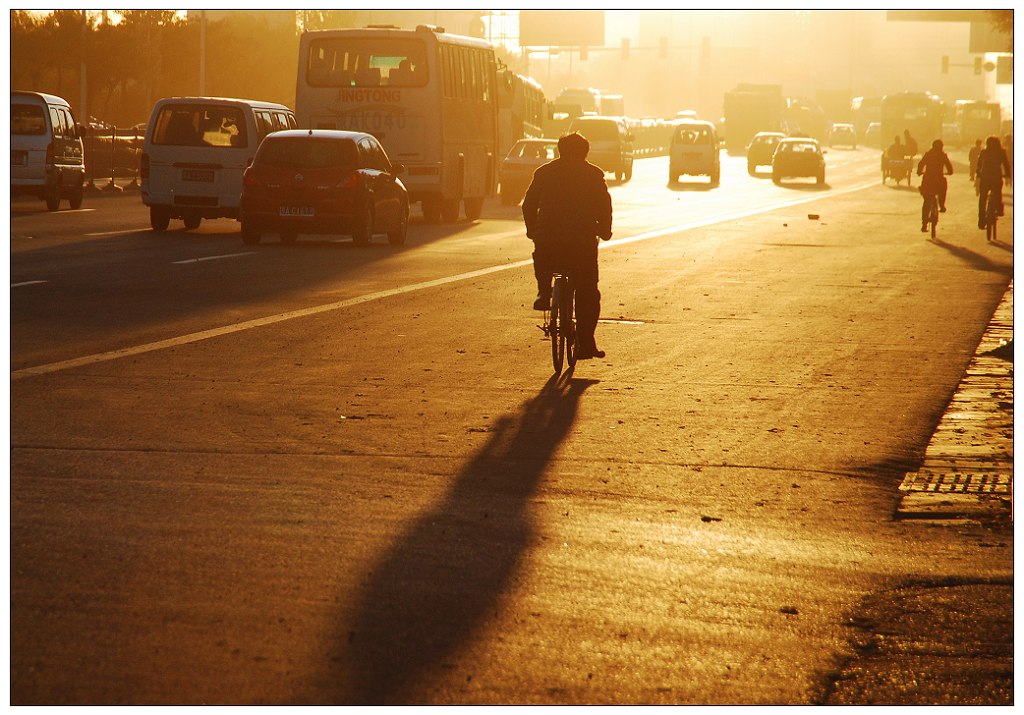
[562,281,577,368]
[550,277,565,374]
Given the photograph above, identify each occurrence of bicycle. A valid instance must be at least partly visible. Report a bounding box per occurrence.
[922,191,939,239]
[981,189,1000,242]
[541,272,577,374]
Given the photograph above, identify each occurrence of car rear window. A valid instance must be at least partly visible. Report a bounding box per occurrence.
[571,121,619,142]
[12,103,46,135]
[511,142,557,160]
[257,137,358,169]
[781,142,817,153]
[151,104,248,148]
[675,126,713,144]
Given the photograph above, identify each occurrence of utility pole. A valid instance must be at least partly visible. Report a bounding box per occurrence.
[80,10,88,122]
[199,10,207,95]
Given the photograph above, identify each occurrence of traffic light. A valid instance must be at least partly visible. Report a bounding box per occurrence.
[659,36,668,59]
[621,38,630,60]
[941,55,949,74]
[975,56,983,74]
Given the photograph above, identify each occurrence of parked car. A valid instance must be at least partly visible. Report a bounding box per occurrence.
[498,138,558,205]
[668,119,720,185]
[11,90,86,211]
[568,115,634,181]
[746,131,786,175]
[772,137,826,185]
[828,123,858,149]
[240,129,409,246]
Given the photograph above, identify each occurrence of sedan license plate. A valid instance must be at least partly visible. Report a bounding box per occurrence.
[279,206,315,217]
[182,169,214,182]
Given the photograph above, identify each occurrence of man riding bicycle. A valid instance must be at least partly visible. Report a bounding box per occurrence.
[523,132,613,360]
[916,138,953,232]
[976,135,1011,230]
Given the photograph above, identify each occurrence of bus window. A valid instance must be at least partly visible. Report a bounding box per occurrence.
[307,37,427,88]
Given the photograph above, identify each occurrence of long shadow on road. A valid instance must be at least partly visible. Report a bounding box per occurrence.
[325,371,598,704]
[928,236,1014,275]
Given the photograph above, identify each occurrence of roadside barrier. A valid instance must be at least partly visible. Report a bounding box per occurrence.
[84,126,142,192]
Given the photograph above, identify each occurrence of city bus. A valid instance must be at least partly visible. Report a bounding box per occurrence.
[880,91,944,155]
[497,71,545,157]
[953,100,1002,144]
[850,95,881,140]
[296,24,499,222]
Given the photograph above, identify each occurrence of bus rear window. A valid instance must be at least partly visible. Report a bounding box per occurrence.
[307,38,428,88]
[152,105,248,148]
[12,104,46,135]
[256,137,358,169]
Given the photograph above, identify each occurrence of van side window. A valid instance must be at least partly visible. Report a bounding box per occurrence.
[11,104,46,135]
[255,111,272,139]
[48,107,65,138]
[271,112,289,131]
[60,108,78,138]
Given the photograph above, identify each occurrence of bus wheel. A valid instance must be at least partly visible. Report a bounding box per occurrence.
[464,197,484,221]
[441,198,461,223]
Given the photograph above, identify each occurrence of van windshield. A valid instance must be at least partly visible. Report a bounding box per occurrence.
[12,104,46,135]
[151,105,248,148]
[256,137,358,169]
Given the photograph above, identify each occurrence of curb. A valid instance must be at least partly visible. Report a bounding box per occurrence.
[896,282,1013,522]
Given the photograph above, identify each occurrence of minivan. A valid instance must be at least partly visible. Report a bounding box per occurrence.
[568,116,634,181]
[11,91,86,211]
[669,119,720,185]
[141,97,296,231]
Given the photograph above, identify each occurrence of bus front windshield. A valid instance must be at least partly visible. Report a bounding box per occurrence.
[307,38,428,88]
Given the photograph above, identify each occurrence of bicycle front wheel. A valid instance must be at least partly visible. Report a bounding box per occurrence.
[550,278,565,374]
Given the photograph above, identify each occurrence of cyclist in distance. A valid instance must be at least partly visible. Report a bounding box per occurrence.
[976,135,1012,230]
[916,138,953,231]
[523,132,613,360]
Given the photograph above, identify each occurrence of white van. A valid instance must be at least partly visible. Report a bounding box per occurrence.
[668,119,720,185]
[11,91,86,211]
[567,115,634,181]
[141,97,296,231]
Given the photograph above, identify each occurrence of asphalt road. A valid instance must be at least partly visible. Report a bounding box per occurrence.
[10,148,1013,704]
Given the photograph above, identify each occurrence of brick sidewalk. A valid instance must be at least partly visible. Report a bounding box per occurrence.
[896,283,1013,522]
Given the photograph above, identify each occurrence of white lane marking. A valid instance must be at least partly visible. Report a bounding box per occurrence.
[85,228,150,237]
[12,280,47,288]
[172,252,254,265]
[12,182,878,381]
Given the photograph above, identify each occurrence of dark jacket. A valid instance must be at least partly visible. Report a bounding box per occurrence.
[976,146,1011,183]
[522,157,612,244]
[917,147,953,193]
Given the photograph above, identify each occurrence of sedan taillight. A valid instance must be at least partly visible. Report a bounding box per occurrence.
[336,171,360,190]
[242,168,262,188]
